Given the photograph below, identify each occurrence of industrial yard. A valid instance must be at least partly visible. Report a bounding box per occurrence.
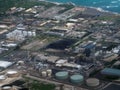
[0,0,120,90]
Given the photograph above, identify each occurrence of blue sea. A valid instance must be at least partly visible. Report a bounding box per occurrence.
[47,0,120,13]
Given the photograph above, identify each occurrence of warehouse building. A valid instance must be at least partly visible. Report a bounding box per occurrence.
[0,61,13,69]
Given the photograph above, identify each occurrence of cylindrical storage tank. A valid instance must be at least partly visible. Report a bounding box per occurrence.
[70,74,84,84]
[0,75,6,82]
[17,61,24,65]
[48,73,52,77]
[55,71,68,80]
[2,86,12,90]
[47,69,52,77]
[7,70,19,78]
[41,71,47,77]
[46,69,52,75]
[86,78,100,87]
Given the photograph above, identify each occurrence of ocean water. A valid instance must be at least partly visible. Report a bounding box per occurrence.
[47,0,120,13]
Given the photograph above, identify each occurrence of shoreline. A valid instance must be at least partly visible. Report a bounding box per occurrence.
[40,0,120,16]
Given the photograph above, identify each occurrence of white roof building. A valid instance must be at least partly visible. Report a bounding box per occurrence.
[0,61,13,68]
[0,25,8,29]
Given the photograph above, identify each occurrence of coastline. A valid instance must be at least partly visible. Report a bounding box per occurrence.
[40,0,120,16]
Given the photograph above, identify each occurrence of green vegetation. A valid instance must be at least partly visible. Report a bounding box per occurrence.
[30,81,56,90]
[24,77,56,90]
[115,16,120,24]
[58,4,74,14]
[0,0,55,14]
[97,15,115,21]
[97,15,120,22]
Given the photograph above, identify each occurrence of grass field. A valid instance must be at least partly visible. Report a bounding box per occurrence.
[0,0,55,14]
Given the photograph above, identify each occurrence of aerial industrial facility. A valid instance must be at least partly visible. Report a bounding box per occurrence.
[0,0,120,90]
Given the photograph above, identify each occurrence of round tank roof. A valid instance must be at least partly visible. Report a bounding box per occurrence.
[2,86,11,90]
[0,75,6,80]
[55,71,68,80]
[7,70,17,74]
[70,74,84,84]
[47,69,52,73]
[41,71,47,77]
[86,78,100,87]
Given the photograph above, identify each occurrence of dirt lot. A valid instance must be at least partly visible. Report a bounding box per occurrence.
[21,39,47,51]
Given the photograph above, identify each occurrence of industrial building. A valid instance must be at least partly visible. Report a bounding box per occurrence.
[0,25,8,29]
[6,24,36,41]
[34,53,59,64]
[0,61,13,69]
[0,1,120,90]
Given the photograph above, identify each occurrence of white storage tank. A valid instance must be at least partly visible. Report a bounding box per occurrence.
[48,73,52,77]
[0,25,8,29]
[46,69,52,74]
[7,70,19,78]
[41,71,47,77]
[86,78,100,87]
[0,75,6,82]
[46,69,52,77]
[2,86,12,90]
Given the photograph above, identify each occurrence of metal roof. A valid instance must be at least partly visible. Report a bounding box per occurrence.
[101,68,120,77]
[70,74,83,80]
[55,71,68,80]
[55,71,68,77]
[0,61,13,68]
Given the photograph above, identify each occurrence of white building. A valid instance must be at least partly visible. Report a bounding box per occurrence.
[0,61,13,68]
[6,24,36,41]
